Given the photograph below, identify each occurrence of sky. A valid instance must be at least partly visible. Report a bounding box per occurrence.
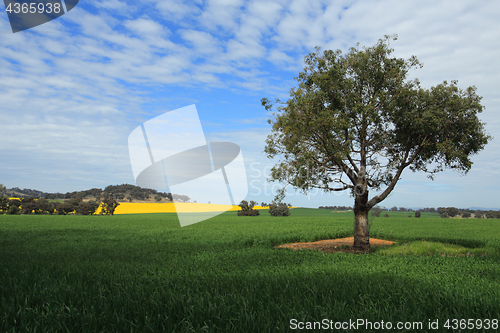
[0,0,499,209]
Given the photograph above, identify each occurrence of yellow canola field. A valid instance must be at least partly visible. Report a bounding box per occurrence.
[112,203,270,215]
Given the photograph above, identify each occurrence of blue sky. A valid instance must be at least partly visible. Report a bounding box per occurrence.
[1,0,499,209]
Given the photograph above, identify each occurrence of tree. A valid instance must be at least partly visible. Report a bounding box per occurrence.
[75,201,99,215]
[21,202,36,214]
[485,211,498,219]
[415,211,421,218]
[0,196,8,213]
[237,200,260,216]
[447,207,459,217]
[34,198,54,215]
[461,211,471,218]
[56,202,75,215]
[268,202,290,217]
[101,196,119,215]
[67,197,82,208]
[437,207,447,215]
[262,36,490,251]
[7,204,20,215]
[473,210,484,219]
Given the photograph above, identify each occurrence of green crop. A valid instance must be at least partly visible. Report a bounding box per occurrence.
[0,209,499,332]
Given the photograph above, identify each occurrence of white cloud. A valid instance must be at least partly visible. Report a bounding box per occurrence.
[94,0,130,13]
[124,18,167,36]
[179,29,221,55]
[153,0,201,20]
[199,0,245,32]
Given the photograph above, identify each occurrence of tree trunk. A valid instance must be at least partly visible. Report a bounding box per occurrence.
[353,192,370,252]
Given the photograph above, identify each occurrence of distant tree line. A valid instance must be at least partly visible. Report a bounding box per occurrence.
[237,200,292,216]
[389,206,417,212]
[436,207,500,219]
[238,201,290,217]
[318,204,499,219]
[102,184,173,202]
[0,187,47,198]
[260,202,292,208]
[0,196,119,216]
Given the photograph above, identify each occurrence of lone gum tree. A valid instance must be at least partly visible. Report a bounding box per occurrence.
[262,36,490,252]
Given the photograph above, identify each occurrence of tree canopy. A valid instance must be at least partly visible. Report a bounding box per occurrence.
[262,35,490,251]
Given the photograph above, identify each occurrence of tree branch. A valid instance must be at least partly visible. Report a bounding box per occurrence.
[366,147,410,208]
[402,135,428,168]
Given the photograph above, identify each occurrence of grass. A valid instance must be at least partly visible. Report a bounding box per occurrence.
[0,209,499,332]
[376,241,497,257]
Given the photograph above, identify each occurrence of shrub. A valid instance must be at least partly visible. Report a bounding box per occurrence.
[21,202,36,215]
[371,209,381,217]
[56,202,76,215]
[268,203,290,217]
[441,212,449,218]
[237,200,260,217]
[101,196,119,215]
[383,212,389,218]
[461,211,471,218]
[7,199,21,214]
[415,211,421,218]
[7,205,20,215]
[473,210,484,219]
[76,201,100,215]
[34,199,55,215]
[237,209,260,216]
[0,196,8,214]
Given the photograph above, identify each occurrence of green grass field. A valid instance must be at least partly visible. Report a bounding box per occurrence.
[1,209,499,332]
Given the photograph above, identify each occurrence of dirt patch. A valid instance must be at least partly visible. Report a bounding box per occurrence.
[276,237,396,254]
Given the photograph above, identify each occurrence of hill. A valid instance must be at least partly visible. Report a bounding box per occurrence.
[0,184,184,203]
